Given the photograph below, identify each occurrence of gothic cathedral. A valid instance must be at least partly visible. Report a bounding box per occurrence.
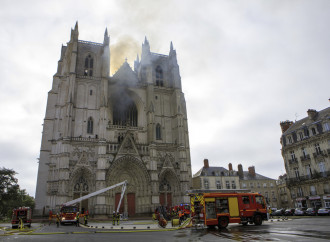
[34,23,192,216]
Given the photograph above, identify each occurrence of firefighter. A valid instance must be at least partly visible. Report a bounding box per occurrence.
[112,211,116,226]
[178,209,184,224]
[56,213,60,228]
[76,212,80,227]
[116,212,120,225]
[49,210,53,226]
[84,214,88,225]
[268,207,272,219]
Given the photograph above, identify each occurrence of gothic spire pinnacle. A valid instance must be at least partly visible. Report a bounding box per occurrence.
[170,41,174,52]
[103,27,109,45]
[144,36,149,45]
[74,21,78,32]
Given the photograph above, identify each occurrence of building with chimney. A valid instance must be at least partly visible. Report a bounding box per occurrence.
[192,160,278,208]
[237,165,279,208]
[34,23,192,216]
[192,159,240,190]
[280,107,330,209]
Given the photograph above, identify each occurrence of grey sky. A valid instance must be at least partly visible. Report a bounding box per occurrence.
[0,0,329,196]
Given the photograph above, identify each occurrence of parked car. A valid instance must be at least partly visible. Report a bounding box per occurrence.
[317,207,330,216]
[305,208,317,216]
[273,209,285,216]
[294,208,305,216]
[284,208,295,216]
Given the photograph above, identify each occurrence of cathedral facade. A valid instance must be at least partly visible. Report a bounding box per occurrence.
[34,23,192,216]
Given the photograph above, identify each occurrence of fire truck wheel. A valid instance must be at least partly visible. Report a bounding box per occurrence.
[241,222,248,226]
[254,215,262,225]
[218,217,229,229]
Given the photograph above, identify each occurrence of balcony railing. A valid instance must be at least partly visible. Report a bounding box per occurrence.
[287,171,330,185]
[313,150,327,158]
[300,154,311,162]
[288,158,298,164]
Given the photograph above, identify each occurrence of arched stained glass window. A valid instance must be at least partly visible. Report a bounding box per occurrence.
[156,123,162,140]
[84,54,94,77]
[113,95,138,127]
[87,117,93,134]
[155,66,163,87]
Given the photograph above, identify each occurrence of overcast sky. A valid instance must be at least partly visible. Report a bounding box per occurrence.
[1,0,329,196]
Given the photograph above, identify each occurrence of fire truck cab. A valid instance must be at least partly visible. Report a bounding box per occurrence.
[60,206,79,224]
[11,207,32,229]
[190,192,268,228]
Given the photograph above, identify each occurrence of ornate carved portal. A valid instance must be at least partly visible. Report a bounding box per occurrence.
[106,156,151,215]
[73,176,89,213]
[71,168,93,213]
[159,169,181,208]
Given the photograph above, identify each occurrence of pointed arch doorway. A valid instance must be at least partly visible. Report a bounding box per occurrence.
[106,155,151,216]
[159,178,172,207]
[73,176,89,213]
[159,169,181,208]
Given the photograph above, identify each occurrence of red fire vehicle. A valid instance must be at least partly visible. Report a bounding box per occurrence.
[190,192,268,228]
[173,203,191,216]
[11,207,32,229]
[60,205,79,224]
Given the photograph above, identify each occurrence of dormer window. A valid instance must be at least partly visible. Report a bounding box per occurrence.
[299,132,304,140]
[311,127,317,135]
[155,66,163,87]
[84,54,94,76]
[288,136,292,144]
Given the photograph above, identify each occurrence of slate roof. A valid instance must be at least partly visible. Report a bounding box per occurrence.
[283,107,330,136]
[112,61,139,84]
[193,166,229,178]
[240,171,274,181]
[193,166,275,181]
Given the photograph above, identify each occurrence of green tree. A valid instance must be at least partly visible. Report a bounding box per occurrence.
[0,167,35,219]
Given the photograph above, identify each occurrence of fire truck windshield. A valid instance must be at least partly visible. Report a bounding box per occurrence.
[255,196,266,208]
[61,206,78,213]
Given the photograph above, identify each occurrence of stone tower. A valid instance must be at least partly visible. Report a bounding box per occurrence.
[34,23,192,216]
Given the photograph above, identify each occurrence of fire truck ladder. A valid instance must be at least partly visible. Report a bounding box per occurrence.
[62,180,127,213]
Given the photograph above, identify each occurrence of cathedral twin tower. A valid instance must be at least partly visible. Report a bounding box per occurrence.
[35,23,192,216]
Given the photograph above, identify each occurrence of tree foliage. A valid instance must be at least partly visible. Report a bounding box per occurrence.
[0,167,35,219]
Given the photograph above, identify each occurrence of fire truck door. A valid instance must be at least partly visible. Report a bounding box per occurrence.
[228,197,239,217]
[205,198,216,219]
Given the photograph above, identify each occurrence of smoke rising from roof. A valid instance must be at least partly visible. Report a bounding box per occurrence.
[110,35,140,75]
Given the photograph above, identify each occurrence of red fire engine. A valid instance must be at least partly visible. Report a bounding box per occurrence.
[190,191,268,228]
[59,205,79,224]
[173,203,191,216]
[11,207,32,229]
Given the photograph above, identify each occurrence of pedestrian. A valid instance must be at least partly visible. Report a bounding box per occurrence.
[76,212,80,227]
[56,213,60,228]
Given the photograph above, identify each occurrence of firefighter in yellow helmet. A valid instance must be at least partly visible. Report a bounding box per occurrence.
[76,212,80,227]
